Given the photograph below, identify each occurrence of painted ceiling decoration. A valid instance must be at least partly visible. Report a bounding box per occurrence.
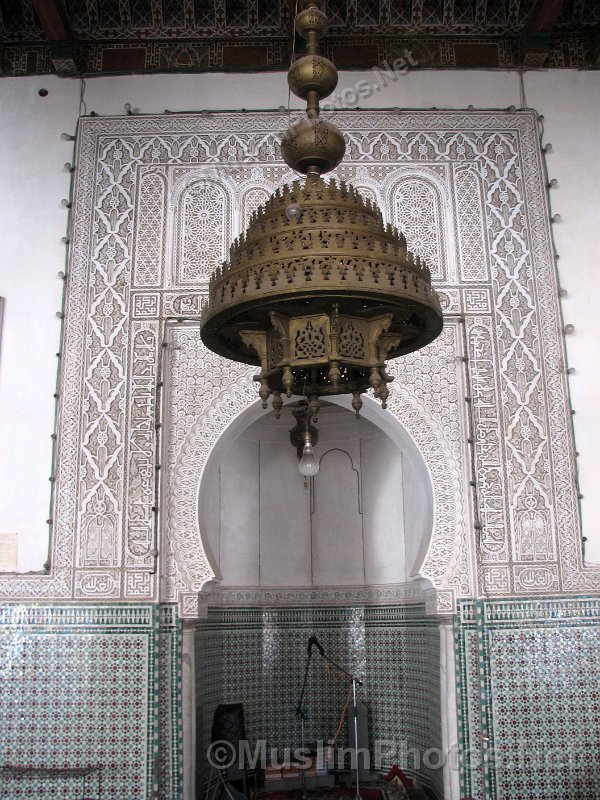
[1,0,599,77]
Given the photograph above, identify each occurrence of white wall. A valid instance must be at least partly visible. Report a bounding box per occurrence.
[0,78,79,570]
[0,69,598,570]
[362,434,406,580]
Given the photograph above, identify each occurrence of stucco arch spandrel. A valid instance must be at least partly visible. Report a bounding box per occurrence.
[163,364,471,618]
[162,374,258,612]
[390,390,471,602]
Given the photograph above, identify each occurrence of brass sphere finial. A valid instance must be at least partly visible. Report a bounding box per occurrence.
[288,55,338,101]
[298,0,324,9]
[295,4,328,40]
[281,0,345,177]
[281,117,345,175]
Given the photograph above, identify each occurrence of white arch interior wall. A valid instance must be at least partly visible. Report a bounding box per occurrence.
[199,403,433,588]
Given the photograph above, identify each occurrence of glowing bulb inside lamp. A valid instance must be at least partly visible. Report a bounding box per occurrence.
[299,431,319,477]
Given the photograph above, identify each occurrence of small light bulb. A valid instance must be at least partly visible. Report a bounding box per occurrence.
[286,202,302,221]
[299,432,319,477]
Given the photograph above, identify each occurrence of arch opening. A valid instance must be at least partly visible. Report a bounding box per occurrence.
[198,396,434,590]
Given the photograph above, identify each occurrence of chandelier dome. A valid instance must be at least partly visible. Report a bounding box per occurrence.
[200,175,442,417]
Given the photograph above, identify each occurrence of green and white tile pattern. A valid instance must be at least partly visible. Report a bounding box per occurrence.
[0,603,182,799]
[195,604,443,799]
[455,596,600,800]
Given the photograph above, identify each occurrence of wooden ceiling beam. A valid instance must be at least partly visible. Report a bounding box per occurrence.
[31,0,80,76]
[531,0,566,32]
[31,0,70,39]
[522,0,566,66]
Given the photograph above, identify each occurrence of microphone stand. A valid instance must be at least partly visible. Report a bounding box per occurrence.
[297,637,363,800]
[295,643,314,800]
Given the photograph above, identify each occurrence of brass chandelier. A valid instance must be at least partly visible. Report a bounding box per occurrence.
[200,0,443,472]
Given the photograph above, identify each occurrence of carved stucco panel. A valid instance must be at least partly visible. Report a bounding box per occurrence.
[133,168,167,287]
[162,326,256,608]
[391,175,447,281]
[124,321,160,570]
[391,323,472,599]
[453,164,490,283]
[0,110,594,607]
[176,179,229,285]
[466,318,510,567]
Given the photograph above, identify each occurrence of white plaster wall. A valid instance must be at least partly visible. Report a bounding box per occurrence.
[219,438,260,585]
[402,443,435,577]
[362,434,406,582]
[0,69,598,570]
[259,439,312,585]
[0,78,79,571]
[311,447,364,585]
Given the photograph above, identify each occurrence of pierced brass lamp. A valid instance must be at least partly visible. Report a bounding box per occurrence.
[200,0,443,451]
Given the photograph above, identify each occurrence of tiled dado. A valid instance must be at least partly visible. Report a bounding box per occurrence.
[0,603,182,799]
[195,604,443,799]
[455,596,600,800]
[159,604,184,799]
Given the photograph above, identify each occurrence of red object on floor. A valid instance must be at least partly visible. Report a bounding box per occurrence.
[384,765,416,798]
